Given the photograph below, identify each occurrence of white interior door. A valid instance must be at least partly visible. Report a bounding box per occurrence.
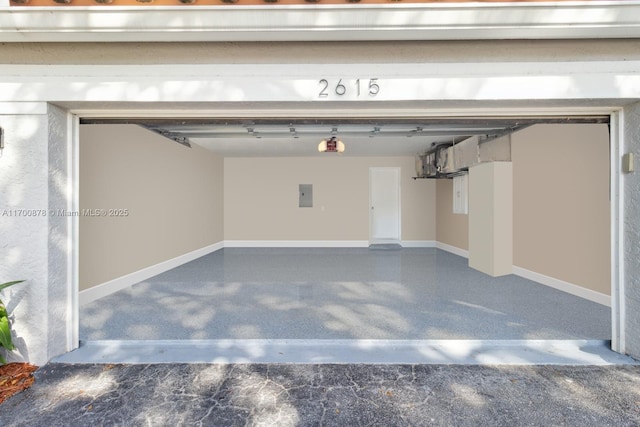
[369,167,401,244]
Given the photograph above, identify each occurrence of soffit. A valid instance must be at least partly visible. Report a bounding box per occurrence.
[2,1,640,42]
[4,0,618,5]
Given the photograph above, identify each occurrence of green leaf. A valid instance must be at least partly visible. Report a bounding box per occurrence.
[0,316,15,351]
[0,281,24,364]
[0,280,25,293]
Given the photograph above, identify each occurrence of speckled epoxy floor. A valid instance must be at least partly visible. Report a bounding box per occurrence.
[80,248,610,341]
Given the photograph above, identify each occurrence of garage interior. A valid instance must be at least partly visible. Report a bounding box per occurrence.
[76,116,612,346]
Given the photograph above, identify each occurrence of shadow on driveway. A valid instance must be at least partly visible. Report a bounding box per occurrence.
[2,364,640,426]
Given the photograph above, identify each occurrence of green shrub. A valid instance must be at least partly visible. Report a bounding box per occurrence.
[0,280,25,364]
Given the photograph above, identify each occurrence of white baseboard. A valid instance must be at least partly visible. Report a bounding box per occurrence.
[81,239,611,309]
[79,241,224,306]
[512,266,611,307]
[401,240,436,248]
[224,240,369,248]
[434,242,609,306]
[226,240,435,248]
[435,241,469,258]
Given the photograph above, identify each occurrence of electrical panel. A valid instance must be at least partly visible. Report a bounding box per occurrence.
[299,184,313,208]
[453,174,469,214]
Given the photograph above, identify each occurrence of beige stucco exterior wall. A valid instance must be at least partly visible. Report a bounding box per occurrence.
[436,179,469,251]
[224,157,435,242]
[512,123,610,295]
[79,124,224,291]
[3,40,640,65]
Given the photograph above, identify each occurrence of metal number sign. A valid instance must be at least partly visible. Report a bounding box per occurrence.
[318,78,380,98]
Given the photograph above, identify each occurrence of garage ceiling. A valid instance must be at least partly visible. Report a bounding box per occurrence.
[80,117,609,157]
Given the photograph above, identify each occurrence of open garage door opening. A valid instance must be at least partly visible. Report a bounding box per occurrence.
[73,114,615,362]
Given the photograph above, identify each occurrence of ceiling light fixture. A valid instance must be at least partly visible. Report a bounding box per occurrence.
[318,136,345,153]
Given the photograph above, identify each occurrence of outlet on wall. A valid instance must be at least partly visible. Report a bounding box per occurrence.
[623,153,634,173]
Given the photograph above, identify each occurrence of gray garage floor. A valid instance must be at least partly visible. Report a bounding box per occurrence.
[79,248,610,342]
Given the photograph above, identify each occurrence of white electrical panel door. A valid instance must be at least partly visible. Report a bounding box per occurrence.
[453,174,469,214]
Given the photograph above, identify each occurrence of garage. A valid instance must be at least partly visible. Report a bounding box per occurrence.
[72,114,612,360]
[2,3,639,363]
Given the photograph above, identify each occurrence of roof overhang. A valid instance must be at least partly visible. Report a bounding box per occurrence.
[1,1,640,42]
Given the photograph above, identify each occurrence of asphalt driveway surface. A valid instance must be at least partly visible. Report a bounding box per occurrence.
[2,363,640,426]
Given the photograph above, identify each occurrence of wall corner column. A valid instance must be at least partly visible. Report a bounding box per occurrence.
[0,102,76,366]
[468,161,513,277]
[622,102,640,359]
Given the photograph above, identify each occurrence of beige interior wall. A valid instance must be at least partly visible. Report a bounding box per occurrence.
[224,157,435,242]
[512,123,610,295]
[79,124,224,291]
[436,179,469,250]
[79,122,608,295]
[434,123,609,294]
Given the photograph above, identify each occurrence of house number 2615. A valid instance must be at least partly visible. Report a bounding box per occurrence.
[318,78,380,98]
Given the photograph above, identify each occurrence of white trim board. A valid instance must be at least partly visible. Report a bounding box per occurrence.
[434,242,610,307]
[224,240,435,248]
[3,63,640,104]
[79,240,426,305]
[0,102,47,115]
[512,266,611,308]
[224,240,369,248]
[402,240,436,248]
[79,242,223,306]
[79,240,611,308]
[436,242,470,258]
